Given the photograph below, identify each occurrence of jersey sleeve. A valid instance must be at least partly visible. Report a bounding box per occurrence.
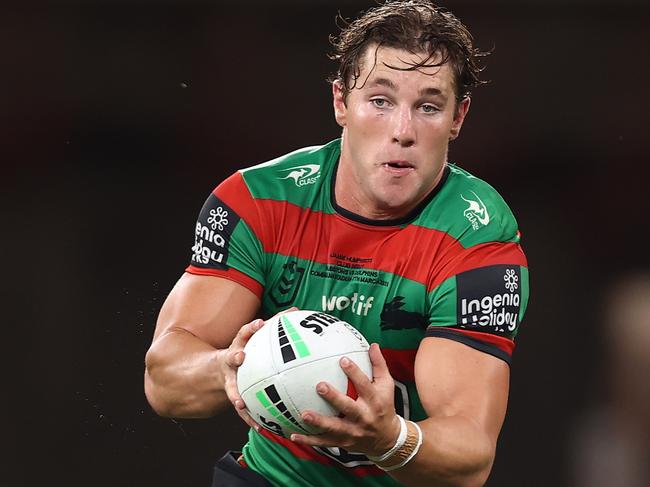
[185,172,266,298]
[425,239,529,365]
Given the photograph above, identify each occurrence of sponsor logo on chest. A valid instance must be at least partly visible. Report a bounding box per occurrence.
[321,292,374,316]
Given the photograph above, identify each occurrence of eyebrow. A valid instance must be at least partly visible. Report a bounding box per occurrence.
[367,77,447,99]
[367,77,398,91]
[419,87,444,98]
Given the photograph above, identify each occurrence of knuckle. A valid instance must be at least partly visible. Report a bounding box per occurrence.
[350,429,364,441]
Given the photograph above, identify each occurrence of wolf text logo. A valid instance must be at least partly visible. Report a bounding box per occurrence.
[280,164,320,187]
[322,292,374,316]
[461,191,490,230]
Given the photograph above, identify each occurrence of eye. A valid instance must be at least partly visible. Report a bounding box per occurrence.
[371,98,389,108]
[421,103,440,114]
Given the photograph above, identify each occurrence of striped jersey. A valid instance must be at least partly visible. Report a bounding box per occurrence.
[186,139,529,487]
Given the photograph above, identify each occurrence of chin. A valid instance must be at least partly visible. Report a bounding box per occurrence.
[384,185,418,203]
[377,194,415,213]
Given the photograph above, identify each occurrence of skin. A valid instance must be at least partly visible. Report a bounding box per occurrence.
[144,274,263,429]
[144,45,509,487]
[333,45,470,220]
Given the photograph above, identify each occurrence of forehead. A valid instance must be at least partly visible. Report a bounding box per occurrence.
[356,45,455,93]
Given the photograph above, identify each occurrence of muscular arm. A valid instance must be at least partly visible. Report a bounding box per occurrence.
[389,338,510,487]
[144,273,260,418]
[291,337,509,487]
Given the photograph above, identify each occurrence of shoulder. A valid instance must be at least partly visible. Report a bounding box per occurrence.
[235,140,339,200]
[241,140,339,179]
[211,140,340,210]
[416,164,521,248]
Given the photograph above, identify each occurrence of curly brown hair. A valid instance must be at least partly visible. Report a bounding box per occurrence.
[328,0,490,102]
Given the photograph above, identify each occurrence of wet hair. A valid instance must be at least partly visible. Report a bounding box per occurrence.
[328,0,490,102]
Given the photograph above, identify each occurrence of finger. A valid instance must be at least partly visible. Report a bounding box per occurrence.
[368,343,392,382]
[234,402,261,432]
[225,349,245,368]
[315,382,360,420]
[224,374,243,403]
[290,431,335,448]
[290,413,348,447]
[231,318,264,349]
[290,432,318,446]
[339,356,374,398]
[274,306,298,318]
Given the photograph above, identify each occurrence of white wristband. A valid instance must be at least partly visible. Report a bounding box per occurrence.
[380,421,423,472]
[367,415,407,462]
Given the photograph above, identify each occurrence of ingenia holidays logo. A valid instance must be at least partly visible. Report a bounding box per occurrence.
[456,265,521,334]
[191,194,239,269]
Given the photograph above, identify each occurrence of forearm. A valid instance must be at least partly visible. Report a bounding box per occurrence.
[387,415,494,487]
[144,328,229,418]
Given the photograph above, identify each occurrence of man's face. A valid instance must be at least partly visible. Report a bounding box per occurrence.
[333,45,470,219]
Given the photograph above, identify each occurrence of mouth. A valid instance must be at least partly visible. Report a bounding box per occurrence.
[381,161,415,173]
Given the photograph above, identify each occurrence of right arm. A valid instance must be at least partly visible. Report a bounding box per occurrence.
[144,272,261,420]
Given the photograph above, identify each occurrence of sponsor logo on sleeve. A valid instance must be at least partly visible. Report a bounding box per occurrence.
[456,265,521,335]
[461,191,490,230]
[191,194,240,269]
[278,164,321,187]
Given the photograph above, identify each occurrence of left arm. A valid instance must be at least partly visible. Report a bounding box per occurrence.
[291,338,510,487]
[388,337,509,486]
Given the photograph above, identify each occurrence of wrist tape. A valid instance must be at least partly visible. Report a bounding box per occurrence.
[372,418,423,471]
[367,416,407,463]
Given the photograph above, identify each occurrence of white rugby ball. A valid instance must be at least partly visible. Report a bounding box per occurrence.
[237,310,372,438]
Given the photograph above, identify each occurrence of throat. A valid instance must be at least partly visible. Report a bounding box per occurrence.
[333,165,413,221]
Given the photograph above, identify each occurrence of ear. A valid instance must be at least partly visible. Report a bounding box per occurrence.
[332,80,347,127]
[449,97,471,141]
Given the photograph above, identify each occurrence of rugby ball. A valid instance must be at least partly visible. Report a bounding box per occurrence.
[237,310,372,438]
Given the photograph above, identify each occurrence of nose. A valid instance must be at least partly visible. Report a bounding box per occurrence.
[392,106,416,147]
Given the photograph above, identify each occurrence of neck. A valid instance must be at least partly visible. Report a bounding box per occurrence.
[333,157,447,223]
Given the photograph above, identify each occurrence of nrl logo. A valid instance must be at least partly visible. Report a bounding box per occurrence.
[461,191,490,230]
[279,164,321,187]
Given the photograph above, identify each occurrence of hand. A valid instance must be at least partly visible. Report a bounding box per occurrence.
[221,307,298,431]
[290,343,401,457]
[221,317,264,431]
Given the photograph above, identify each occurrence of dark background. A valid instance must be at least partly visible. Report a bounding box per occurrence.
[3,1,649,486]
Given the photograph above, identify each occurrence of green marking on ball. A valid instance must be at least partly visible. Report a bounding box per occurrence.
[281,315,311,358]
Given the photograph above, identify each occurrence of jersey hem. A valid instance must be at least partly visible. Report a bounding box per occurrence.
[185,265,264,298]
[425,328,513,365]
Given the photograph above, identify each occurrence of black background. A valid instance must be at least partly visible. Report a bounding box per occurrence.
[3,1,649,486]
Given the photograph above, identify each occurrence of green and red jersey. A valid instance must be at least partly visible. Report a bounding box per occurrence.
[186,139,529,487]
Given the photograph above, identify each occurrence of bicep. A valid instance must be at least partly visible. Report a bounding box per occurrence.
[153,272,261,348]
[414,337,510,443]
